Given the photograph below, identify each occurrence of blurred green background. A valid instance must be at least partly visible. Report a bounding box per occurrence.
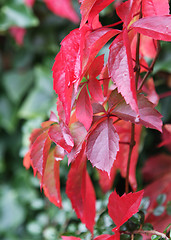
[0,1,171,240]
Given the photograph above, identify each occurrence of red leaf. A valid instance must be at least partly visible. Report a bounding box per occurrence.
[108,31,138,114]
[80,0,115,28]
[158,124,171,151]
[142,153,171,183]
[98,164,117,193]
[44,0,79,23]
[82,28,120,78]
[53,51,73,124]
[86,118,119,174]
[24,0,35,7]
[94,235,117,240]
[116,0,141,27]
[23,151,31,170]
[111,92,163,132]
[108,190,144,231]
[43,147,64,208]
[88,55,104,102]
[66,143,96,233]
[67,121,87,165]
[100,64,110,97]
[142,0,170,17]
[76,85,93,130]
[131,16,171,41]
[48,122,74,153]
[9,27,26,46]
[60,29,82,85]
[62,237,81,240]
[30,131,51,176]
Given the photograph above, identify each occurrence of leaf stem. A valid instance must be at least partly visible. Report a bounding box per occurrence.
[138,41,161,90]
[133,230,169,240]
[125,123,135,194]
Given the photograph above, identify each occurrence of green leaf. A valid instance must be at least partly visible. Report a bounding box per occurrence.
[1,2,39,29]
[153,206,165,216]
[3,70,33,104]
[163,223,171,234]
[151,235,161,240]
[166,201,171,216]
[142,223,153,231]
[156,194,167,205]
[140,197,150,211]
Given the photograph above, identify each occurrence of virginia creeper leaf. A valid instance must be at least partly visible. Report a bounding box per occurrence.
[94,235,116,240]
[76,85,93,131]
[67,121,87,165]
[25,0,35,7]
[108,32,138,114]
[131,16,171,41]
[30,131,51,176]
[62,237,81,240]
[23,151,31,170]
[48,122,74,153]
[108,190,144,231]
[66,143,96,233]
[80,0,115,28]
[53,51,73,124]
[43,147,64,208]
[86,118,119,174]
[111,92,163,132]
[88,55,104,102]
[82,28,120,77]
[44,0,79,23]
[142,0,170,17]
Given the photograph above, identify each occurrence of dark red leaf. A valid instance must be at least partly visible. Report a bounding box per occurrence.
[44,0,79,23]
[99,63,110,97]
[86,118,119,174]
[131,16,171,41]
[76,85,93,130]
[48,122,74,153]
[111,93,163,132]
[142,0,169,17]
[66,143,96,233]
[158,124,171,151]
[108,190,144,231]
[43,147,64,208]
[108,32,138,114]
[30,131,51,176]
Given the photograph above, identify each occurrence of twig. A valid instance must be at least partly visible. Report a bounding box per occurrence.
[138,41,161,90]
[125,123,135,194]
[133,230,169,240]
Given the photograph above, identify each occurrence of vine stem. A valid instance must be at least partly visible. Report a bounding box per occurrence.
[138,40,161,90]
[133,230,169,240]
[125,2,142,194]
[125,123,135,194]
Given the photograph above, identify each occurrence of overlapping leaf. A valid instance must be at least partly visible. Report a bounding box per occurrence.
[111,91,162,132]
[142,0,170,17]
[86,118,119,174]
[131,16,171,41]
[66,143,96,233]
[108,31,138,114]
[108,190,144,231]
[80,0,115,28]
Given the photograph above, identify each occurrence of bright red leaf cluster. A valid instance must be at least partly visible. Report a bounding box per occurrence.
[24,0,171,238]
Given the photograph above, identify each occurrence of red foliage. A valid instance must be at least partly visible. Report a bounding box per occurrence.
[23,0,171,237]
